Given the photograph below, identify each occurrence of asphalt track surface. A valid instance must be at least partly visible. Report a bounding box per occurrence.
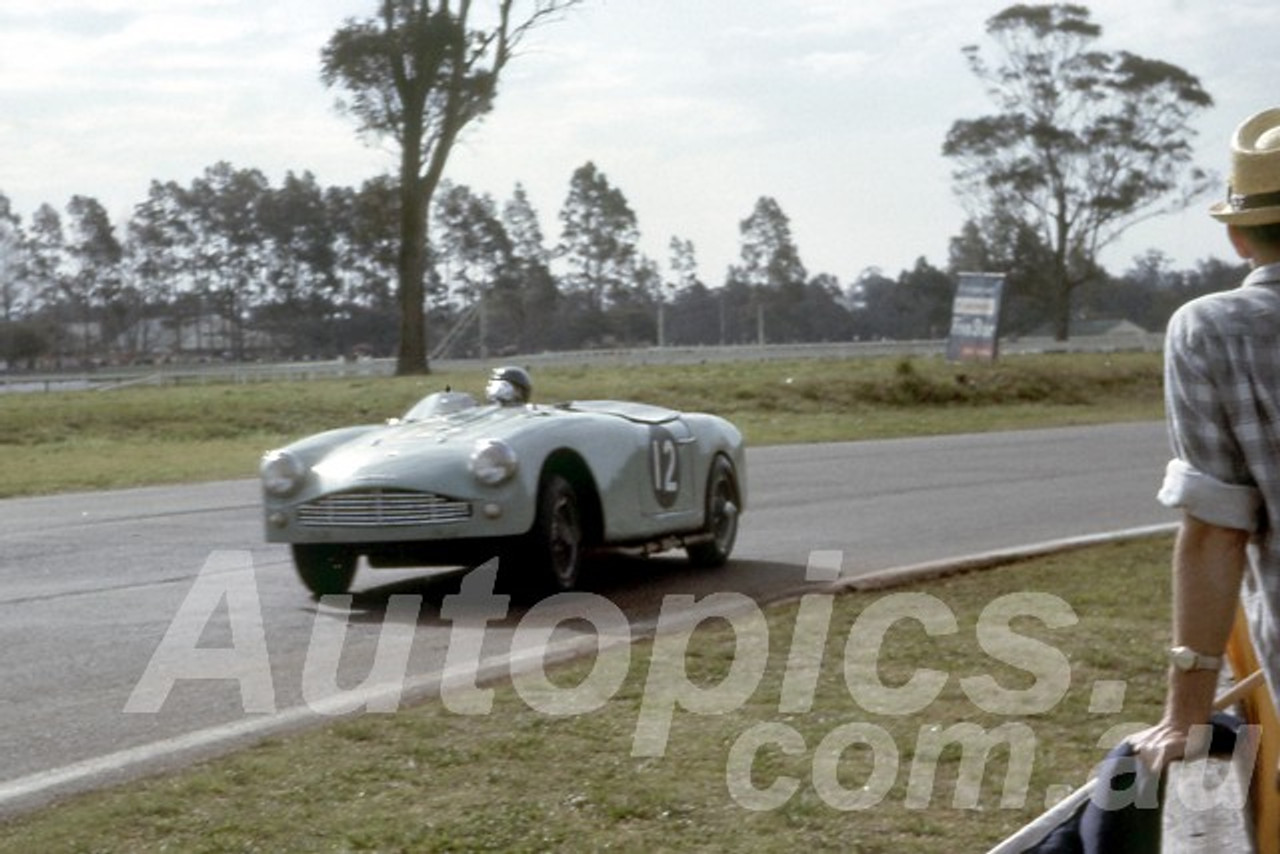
[0,421,1179,816]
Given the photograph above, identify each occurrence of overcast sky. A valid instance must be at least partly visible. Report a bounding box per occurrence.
[2,0,1277,286]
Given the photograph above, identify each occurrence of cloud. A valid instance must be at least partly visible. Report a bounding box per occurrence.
[0,0,1273,282]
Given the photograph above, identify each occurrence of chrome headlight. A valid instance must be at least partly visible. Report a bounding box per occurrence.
[260,449,308,497]
[469,439,518,486]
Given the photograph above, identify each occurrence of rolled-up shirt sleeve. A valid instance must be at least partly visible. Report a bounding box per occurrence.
[1158,458,1261,531]
[1160,300,1263,532]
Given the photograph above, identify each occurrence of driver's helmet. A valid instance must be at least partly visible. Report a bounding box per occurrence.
[485,365,532,405]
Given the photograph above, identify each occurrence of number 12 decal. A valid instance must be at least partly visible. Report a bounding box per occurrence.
[649,426,681,508]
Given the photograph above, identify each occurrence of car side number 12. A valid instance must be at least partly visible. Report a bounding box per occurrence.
[649,426,681,508]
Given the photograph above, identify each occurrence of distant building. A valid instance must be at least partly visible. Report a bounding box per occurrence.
[1029,318,1154,338]
[114,314,278,362]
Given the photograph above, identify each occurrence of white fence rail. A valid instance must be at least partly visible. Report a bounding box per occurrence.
[0,334,1163,394]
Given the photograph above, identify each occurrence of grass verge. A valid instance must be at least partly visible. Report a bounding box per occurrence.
[0,352,1164,497]
[0,535,1173,853]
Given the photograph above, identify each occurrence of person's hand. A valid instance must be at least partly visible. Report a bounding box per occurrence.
[1129,718,1212,772]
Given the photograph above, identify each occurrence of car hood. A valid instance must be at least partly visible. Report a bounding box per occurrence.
[300,401,682,489]
[305,402,524,473]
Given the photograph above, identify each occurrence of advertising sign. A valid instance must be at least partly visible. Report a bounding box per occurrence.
[946,273,1005,362]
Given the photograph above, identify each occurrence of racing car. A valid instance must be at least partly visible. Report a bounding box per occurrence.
[260,366,746,596]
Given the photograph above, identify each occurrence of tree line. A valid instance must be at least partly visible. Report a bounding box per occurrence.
[0,159,872,367]
[0,157,1242,370]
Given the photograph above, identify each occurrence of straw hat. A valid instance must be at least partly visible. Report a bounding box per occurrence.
[1210,107,1280,225]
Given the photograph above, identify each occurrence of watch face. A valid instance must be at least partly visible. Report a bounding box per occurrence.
[1171,647,1197,670]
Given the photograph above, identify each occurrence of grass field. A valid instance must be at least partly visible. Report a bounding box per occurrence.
[0,535,1174,853]
[0,351,1176,851]
[0,352,1165,497]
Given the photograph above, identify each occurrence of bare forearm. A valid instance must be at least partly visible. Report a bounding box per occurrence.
[1164,514,1249,727]
[1133,514,1249,770]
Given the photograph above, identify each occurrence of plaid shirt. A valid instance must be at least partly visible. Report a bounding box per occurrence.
[1159,262,1280,696]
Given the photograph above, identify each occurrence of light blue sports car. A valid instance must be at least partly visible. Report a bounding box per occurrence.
[260,366,746,596]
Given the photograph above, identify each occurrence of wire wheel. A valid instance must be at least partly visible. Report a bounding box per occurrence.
[533,474,584,591]
[687,456,739,568]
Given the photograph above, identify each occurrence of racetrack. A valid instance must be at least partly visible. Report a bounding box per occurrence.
[0,421,1178,816]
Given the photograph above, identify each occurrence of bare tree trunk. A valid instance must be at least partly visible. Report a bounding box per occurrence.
[396,184,429,375]
[396,105,430,375]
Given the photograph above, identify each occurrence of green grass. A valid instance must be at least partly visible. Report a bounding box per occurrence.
[0,535,1174,852]
[0,352,1164,497]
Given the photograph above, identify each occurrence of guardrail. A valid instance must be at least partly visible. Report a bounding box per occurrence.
[0,333,1163,394]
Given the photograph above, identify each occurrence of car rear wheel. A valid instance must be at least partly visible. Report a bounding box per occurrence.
[687,456,739,568]
[526,474,585,592]
[292,544,357,596]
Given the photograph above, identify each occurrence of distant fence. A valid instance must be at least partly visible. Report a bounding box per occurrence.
[0,333,1163,394]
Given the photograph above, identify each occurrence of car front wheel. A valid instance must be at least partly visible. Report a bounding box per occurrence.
[526,474,585,592]
[687,456,739,568]
[292,544,357,596]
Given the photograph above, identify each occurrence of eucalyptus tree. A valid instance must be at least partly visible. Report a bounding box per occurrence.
[729,196,807,343]
[0,193,25,322]
[664,278,721,346]
[892,259,955,340]
[326,177,402,356]
[948,215,1057,335]
[432,181,519,356]
[0,200,46,367]
[1108,251,1243,334]
[341,176,401,312]
[848,267,897,341]
[321,0,584,375]
[800,272,856,342]
[433,182,510,304]
[606,254,660,346]
[65,195,123,357]
[556,161,642,316]
[734,197,806,292]
[126,180,203,358]
[502,183,559,351]
[0,320,47,368]
[26,205,67,357]
[186,163,271,359]
[259,171,338,310]
[660,235,701,345]
[129,181,192,298]
[504,183,550,269]
[943,3,1213,339]
[667,236,701,293]
[254,171,344,355]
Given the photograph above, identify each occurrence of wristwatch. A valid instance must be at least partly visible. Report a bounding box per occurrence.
[1168,646,1223,672]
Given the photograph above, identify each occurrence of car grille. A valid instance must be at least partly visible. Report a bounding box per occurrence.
[297,489,472,528]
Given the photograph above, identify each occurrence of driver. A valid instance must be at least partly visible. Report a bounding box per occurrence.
[485,365,533,406]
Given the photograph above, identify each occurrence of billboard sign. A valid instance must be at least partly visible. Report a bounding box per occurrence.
[947,273,1005,362]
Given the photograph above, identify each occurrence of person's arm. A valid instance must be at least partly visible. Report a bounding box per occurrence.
[1132,513,1248,770]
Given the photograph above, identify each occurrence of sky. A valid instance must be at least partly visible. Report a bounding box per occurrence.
[2,0,1278,288]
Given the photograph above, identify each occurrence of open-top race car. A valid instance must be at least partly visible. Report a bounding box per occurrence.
[260,366,746,596]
